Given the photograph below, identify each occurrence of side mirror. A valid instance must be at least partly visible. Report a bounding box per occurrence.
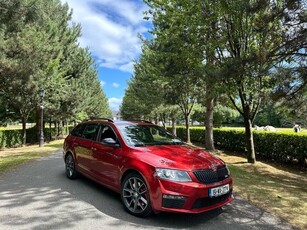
[102,138,120,147]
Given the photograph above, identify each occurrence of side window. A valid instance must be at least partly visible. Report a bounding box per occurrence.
[99,125,117,143]
[82,124,100,141]
[70,124,85,138]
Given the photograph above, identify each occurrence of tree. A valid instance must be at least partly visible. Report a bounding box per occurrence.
[271,60,307,126]
[213,0,306,163]
[120,82,151,120]
[144,1,206,143]
[143,0,306,163]
[0,0,111,143]
[0,0,61,144]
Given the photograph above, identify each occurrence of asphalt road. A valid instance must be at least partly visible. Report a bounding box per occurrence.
[0,150,298,230]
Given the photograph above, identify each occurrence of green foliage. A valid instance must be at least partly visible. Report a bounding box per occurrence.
[253,131,307,165]
[141,0,307,162]
[0,129,23,148]
[254,102,284,127]
[168,126,307,167]
[0,126,70,148]
[214,104,240,127]
[0,0,111,142]
[214,129,247,153]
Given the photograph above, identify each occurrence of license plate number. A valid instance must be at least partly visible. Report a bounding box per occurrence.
[209,184,229,197]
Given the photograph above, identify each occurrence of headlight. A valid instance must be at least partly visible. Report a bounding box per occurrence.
[225,165,230,175]
[156,168,192,182]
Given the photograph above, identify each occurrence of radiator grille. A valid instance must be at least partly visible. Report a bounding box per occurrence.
[193,165,229,184]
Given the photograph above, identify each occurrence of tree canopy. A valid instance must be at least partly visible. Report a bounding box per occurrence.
[122,0,306,163]
[0,0,111,143]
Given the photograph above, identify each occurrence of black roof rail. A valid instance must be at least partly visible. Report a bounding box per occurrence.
[127,120,153,124]
[88,117,114,122]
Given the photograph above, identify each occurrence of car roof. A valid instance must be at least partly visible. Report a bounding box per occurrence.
[80,119,155,126]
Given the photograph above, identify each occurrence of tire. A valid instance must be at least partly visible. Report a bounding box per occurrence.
[65,153,78,179]
[121,173,152,217]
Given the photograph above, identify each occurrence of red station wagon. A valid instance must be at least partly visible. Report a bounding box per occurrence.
[63,119,234,217]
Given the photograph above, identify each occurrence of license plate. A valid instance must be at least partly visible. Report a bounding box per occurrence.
[209,184,230,197]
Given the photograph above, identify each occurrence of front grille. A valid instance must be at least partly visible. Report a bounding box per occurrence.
[193,165,229,184]
[192,189,232,209]
[162,198,186,209]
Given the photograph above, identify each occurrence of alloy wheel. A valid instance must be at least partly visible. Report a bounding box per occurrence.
[122,174,151,216]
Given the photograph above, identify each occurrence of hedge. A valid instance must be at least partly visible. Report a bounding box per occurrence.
[167,127,307,167]
[0,126,71,149]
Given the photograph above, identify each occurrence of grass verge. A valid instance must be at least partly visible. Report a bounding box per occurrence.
[0,139,64,173]
[215,151,307,230]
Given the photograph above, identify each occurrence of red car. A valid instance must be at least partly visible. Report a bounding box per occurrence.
[63,119,233,217]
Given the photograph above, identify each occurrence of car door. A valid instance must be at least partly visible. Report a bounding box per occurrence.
[91,125,122,190]
[74,123,100,175]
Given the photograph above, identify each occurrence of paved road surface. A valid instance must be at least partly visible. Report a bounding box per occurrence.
[0,150,298,230]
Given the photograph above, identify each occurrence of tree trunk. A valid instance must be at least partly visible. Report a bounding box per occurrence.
[154,116,158,125]
[21,116,27,146]
[36,108,40,142]
[171,116,177,136]
[205,97,215,151]
[49,119,52,140]
[65,120,68,135]
[160,114,166,129]
[57,120,63,138]
[243,109,256,163]
[185,113,191,143]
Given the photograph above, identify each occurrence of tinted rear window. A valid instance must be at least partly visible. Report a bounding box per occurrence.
[70,124,85,137]
[82,124,100,141]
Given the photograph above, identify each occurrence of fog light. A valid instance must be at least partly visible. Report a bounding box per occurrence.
[163,194,186,200]
[162,194,187,209]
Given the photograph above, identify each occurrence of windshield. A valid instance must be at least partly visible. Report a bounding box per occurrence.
[117,124,184,147]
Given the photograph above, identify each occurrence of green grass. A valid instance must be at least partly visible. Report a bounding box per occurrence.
[0,153,43,172]
[217,153,307,230]
[0,140,64,173]
[0,126,22,130]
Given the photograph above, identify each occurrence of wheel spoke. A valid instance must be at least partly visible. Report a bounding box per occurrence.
[129,179,134,191]
[123,188,134,197]
[138,184,147,194]
[133,198,138,211]
[127,199,134,208]
[134,178,138,190]
[139,196,147,206]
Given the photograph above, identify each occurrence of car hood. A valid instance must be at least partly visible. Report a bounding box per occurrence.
[130,144,224,171]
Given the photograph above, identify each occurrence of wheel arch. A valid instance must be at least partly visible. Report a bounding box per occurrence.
[120,164,158,207]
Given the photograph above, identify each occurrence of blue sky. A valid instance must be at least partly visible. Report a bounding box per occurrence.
[61,0,151,111]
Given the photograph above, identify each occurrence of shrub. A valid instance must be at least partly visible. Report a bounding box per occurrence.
[0,129,23,148]
[214,129,246,153]
[0,126,71,148]
[168,126,307,167]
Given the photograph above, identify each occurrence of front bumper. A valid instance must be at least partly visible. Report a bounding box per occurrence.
[150,177,234,214]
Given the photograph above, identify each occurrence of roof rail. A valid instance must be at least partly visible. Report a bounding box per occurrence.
[88,117,114,122]
[128,120,153,124]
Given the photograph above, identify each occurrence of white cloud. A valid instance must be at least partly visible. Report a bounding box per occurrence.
[112,83,120,88]
[100,80,106,87]
[119,61,135,73]
[108,97,123,111]
[61,0,149,73]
